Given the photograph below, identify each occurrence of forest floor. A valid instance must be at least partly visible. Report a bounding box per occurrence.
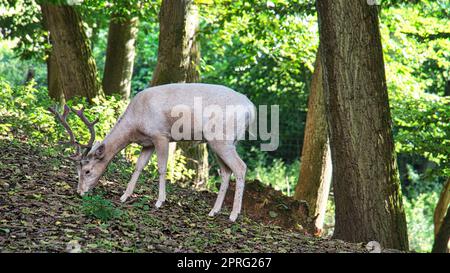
[0,138,373,253]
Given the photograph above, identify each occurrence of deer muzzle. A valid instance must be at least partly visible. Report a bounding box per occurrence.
[77,183,88,196]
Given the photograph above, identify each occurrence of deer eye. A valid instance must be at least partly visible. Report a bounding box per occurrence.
[85,170,91,175]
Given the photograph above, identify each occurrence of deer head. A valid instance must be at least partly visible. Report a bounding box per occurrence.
[49,105,107,195]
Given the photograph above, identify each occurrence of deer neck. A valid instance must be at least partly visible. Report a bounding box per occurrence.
[102,119,133,162]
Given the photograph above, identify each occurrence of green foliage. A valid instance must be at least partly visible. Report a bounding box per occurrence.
[81,193,123,222]
[244,147,299,196]
[400,164,442,252]
[381,3,450,178]
[206,146,299,196]
[0,0,47,60]
[404,192,439,253]
[0,78,55,142]
[167,149,196,182]
[0,76,128,147]
[201,0,318,160]
[131,19,159,94]
[132,195,151,211]
[82,0,158,20]
[250,158,299,196]
[391,93,449,177]
[322,199,335,238]
[0,40,47,86]
[378,3,449,251]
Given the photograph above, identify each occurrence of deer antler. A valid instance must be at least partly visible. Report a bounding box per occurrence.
[70,106,99,149]
[48,104,99,161]
[48,105,82,160]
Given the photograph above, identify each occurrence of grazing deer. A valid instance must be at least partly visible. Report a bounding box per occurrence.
[49,83,256,221]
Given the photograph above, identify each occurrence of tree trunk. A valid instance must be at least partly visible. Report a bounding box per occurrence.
[433,178,450,252]
[151,0,207,186]
[294,51,332,234]
[151,0,199,86]
[42,7,63,102]
[102,14,138,99]
[186,30,200,83]
[24,68,35,84]
[317,0,409,250]
[40,3,102,101]
[432,205,450,253]
[47,50,64,104]
[444,80,450,97]
[434,179,450,235]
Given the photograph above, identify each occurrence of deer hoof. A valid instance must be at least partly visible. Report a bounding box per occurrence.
[120,193,129,203]
[229,212,239,222]
[155,200,164,208]
[208,209,218,217]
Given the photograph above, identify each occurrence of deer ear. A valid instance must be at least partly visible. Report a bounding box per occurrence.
[95,143,105,159]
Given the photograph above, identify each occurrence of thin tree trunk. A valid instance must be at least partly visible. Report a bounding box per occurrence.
[444,80,450,96]
[102,14,138,99]
[432,205,450,253]
[317,0,409,250]
[24,68,35,84]
[40,3,102,101]
[151,0,208,186]
[294,51,332,234]
[434,179,450,235]
[433,178,450,252]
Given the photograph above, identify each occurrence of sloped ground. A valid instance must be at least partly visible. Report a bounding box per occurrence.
[0,139,369,253]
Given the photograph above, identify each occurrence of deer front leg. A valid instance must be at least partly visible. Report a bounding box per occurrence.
[209,156,231,217]
[120,146,154,203]
[153,136,169,208]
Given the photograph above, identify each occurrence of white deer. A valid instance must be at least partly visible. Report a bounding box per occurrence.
[49,83,256,221]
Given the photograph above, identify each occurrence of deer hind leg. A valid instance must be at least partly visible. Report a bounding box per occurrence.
[120,146,154,203]
[153,136,169,208]
[208,155,232,217]
[209,141,246,222]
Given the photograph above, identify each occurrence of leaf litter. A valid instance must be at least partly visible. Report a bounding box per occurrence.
[0,140,370,253]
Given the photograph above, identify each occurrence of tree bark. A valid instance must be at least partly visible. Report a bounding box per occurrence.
[434,179,450,235]
[47,50,64,104]
[432,205,450,253]
[294,51,332,234]
[317,0,409,250]
[41,6,63,102]
[151,0,199,86]
[433,178,450,252]
[40,3,102,101]
[151,0,208,186]
[102,14,139,99]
